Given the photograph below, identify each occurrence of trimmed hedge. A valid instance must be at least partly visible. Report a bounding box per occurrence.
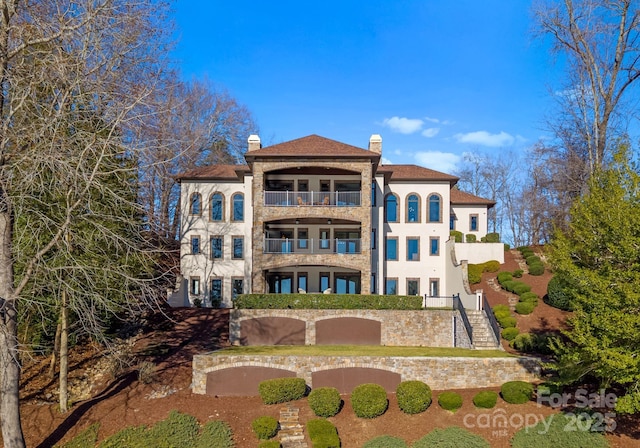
[484,232,500,243]
[252,416,279,440]
[465,233,477,243]
[396,380,432,414]
[501,327,519,341]
[528,262,545,276]
[411,427,490,448]
[497,272,513,284]
[497,315,516,329]
[351,383,388,418]
[512,283,532,296]
[467,264,482,284]
[511,414,609,448]
[546,276,573,311]
[481,260,501,273]
[308,387,341,417]
[519,292,539,303]
[450,230,463,243]
[501,381,534,404]
[515,301,535,315]
[437,392,463,412]
[525,255,541,265]
[258,378,307,404]
[363,435,407,448]
[472,391,498,409]
[307,418,340,448]
[235,294,422,309]
[492,304,511,319]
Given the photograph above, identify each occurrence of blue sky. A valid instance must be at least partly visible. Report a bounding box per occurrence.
[172,1,561,173]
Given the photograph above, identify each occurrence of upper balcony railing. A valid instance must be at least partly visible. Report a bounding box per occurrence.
[264,238,361,254]
[264,191,361,207]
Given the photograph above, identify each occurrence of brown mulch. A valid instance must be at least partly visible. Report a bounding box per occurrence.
[17,253,640,447]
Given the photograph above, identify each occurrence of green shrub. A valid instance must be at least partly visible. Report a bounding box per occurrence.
[148,410,199,448]
[504,243,511,251]
[98,426,151,448]
[511,413,609,448]
[485,232,500,243]
[437,391,463,411]
[411,427,490,448]
[258,441,281,448]
[492,304,510,318]
[512,269,523,278]
[496,271,513,285]
[196,421,234,448]
[546,276,573,311]
[396,380,432,414]
[497,315,516,328]
[512,283,532,296]
[235,294,422,309]
[518,246,533,255]
[501,327,519,341]
[519,292,538,303]
[500,381,534,404]
[307,418,339,448]
[252,416,279,440]
[465,233,477,243]
[515,301,536,315]
[467,264,482,284]
[528,262,545,276]
[472,391,498,409]
[308,387,342,417]
[259,377,307,404]
[525,255,541,265]
[481,260,501,272]
[60,423,100,448]
[363,435,408,448]
[351,383,388,418]
[450,230,463,243]
[501,280,516,292]
[511,332,553,354]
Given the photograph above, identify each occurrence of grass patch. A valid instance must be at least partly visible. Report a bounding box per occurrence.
[215,345,511,358]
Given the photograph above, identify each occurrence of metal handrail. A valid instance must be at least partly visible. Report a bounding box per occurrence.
[453,294,473,345]
[264,190,361,207]
[264,238,361,254]
[482,294,501,345]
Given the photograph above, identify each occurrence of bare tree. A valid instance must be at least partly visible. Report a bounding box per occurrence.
[0,1,172,445]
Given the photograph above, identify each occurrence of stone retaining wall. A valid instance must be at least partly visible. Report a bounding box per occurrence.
[192,354,541,395]
[230,309,461,347]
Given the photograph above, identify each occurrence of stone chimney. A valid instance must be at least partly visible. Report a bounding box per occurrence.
[248,134,261,152]
[368,134,382,154]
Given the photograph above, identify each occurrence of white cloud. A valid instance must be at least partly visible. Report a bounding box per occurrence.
[381,156,393,165]
[393,149,403,155]
[424,116,440,124]
[414,151,461,174]
[453,130,515,147]
[421,127,440,138]
[381,116,423,134]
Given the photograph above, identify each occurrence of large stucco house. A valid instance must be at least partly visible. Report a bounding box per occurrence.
[169,134,498,308]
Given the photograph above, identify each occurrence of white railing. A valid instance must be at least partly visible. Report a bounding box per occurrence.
[264,191,361,207]
[423,295,453,308]
[264,238,361,254]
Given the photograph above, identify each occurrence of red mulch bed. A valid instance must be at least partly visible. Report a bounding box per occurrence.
[17,251,640,447]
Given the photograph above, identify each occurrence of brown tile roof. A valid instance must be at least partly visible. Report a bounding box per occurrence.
[178,164,249,181]
[244,134,379,159]
[450,188,496,207]
[378,164,459,183]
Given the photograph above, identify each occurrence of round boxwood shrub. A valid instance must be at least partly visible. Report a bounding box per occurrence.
[465,233,477,243]
[363,435,407,448]
[528,262,545,276]
[308,387,341,417]
[485,232,500,243]
[258,441,281,448]
[467,264,482,284]
[515,301,536,315]
[251,416,278,440]
[411,427,490,448]
[472,391,498,409]
[525,255,541,265]
[351,383,388,418]
[546,276,574,311]
[258,377,307,404]
[307,419,340,448]
[501,280,516,292]
[450,230,463,243]
[492,304,510,318]
[497,315,517,328]
[497,271,513,285]
[482,260,501,273]
[519,292,538,303]
[501,327,519,341]
[512,269,523,278]
[437,391,463,412]
[396,380,432,414]
[512,283,532,296]
[500,381,534,404]
[511,414,608,448]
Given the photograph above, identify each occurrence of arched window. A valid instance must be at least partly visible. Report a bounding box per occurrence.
[428,194,441,222]
[406,193,420,223]
[190,193,201,215]
[210,193,224,221]
[232,193,244,221]
[385,194,399,222]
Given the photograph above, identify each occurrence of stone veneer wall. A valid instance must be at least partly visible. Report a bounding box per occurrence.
[192,354,541,395]
[230,309,460,347]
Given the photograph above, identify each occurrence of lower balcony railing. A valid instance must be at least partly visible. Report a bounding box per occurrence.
[264,191,361,207]
[264,238,361,254]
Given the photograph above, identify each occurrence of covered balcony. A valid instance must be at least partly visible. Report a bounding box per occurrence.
[264,190,361,207]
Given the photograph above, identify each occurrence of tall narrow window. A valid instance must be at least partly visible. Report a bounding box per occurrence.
[297,273,308,293]
[470,214,479,231]
[232,236,244,259]
[428,194,441,222]
[210,193,223,221]
[385,237,398,261]
[407,237,420,261]
[232,193,244,221]
[429,278,440,297]
[385,194,399,222]
[371,274,376,294]
[407,279,420,296]
[210,278,222,302]
[190,193,201,215]
[210,236,223,259]
[190,277,200,295]
[430,237,439,256]
[406,194,420,222]
[191,236,200,254]
[450,214,456,230]
[320,272,330,292]
[232,278,244,298]
[371,181,377,207]
[385,278,398,295]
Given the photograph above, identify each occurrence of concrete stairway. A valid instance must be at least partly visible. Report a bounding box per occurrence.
[466,310,501,350]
